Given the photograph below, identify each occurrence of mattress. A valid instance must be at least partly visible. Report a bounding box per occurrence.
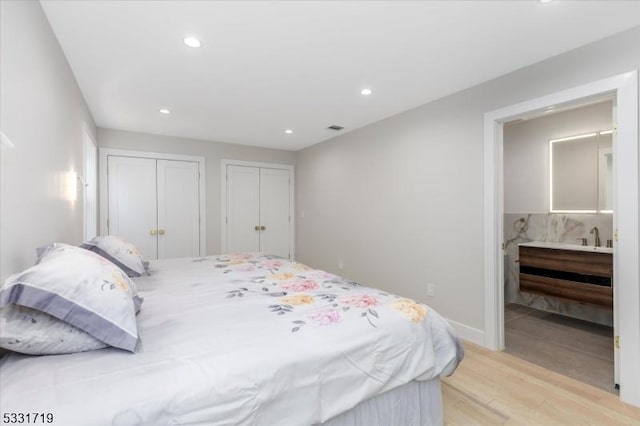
[0,253,463,425]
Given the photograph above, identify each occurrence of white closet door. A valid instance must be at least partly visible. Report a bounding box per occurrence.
[157,160,200,259]
[226,165,260,253]
[260,168,291,258]
[107,156,158,259]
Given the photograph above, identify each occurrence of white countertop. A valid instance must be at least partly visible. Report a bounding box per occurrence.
[518,241,613,254]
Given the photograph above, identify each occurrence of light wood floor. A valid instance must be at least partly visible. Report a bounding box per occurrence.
[442,341,640,425]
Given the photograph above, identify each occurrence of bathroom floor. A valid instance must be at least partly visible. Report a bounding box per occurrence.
[504,303,615,394]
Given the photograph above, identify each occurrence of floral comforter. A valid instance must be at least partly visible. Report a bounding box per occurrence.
[0,253,464,425]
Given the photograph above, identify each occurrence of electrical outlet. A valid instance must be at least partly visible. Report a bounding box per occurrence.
[427,283,435,297]
[338,259,344,270]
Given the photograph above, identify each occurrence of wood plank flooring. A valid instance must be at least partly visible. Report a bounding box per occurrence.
[442,342,640,425]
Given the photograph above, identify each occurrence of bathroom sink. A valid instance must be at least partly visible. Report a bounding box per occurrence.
[518,241,613,254]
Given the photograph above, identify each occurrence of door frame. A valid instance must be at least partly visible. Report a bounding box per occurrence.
[220,159,295,258]
[483,71,639,406]
[83,123,98,241]
[99,148,206,256]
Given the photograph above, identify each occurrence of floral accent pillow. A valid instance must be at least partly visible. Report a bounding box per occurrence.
[0,244,139,352]
[0,305,107,355]
[81,235,146,277]
[37,242,144,313]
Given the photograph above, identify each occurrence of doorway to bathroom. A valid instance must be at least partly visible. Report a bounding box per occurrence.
[483,71,639,407]
[501,98,616,393]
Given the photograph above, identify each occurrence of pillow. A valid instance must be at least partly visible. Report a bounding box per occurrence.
[0,305,107,355]
[0,244,139,352]
[81,235,146,277]
[36,242,144,313]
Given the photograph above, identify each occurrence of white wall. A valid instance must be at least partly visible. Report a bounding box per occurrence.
[0,1,97,281]
[97,128,295,255]
[504,101,612,214]
[295,26,640,331]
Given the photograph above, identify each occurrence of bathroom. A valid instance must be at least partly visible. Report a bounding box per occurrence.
[502,98,616,393]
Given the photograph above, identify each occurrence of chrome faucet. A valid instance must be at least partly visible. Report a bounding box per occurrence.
[590,227,601,247]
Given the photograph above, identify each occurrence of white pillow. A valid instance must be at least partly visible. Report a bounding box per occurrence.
[0,244,139,352]
[0,305,107,355]
[37,242,144,313]
[81,235,146,277]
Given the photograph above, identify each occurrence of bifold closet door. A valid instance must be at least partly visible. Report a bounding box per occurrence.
[259,168,291,258]
[156,160,200,259]
[107,156,201,260]
[226,165,260,253]
[107,156,158,259]
[224,164,291,258]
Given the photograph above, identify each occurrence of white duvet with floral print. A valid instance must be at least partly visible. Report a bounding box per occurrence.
[0,253,463,426]
[220,254,430,332]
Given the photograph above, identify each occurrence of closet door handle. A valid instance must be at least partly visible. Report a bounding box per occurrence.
[150,229,158,236]
[255,225,260,231]
[158,229,166,235]
[260,226,266,231]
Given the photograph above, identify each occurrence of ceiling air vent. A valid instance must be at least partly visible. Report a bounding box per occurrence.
[327,125,344,131]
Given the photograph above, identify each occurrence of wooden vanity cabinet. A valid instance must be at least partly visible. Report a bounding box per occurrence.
[518,246,613,309]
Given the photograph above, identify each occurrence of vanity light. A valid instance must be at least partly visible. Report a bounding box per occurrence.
[360,88,373,96]
[549,132,597,144]
[183,37,202,48]
[285,129,293,134]
[159,108,171,114]
[549,129,614,214]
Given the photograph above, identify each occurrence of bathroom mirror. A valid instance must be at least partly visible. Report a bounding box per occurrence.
[550,130,613,213]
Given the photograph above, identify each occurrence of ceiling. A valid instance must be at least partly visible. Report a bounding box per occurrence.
[41,1,640,151]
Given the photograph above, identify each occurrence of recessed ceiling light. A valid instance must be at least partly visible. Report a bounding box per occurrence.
[159,108,171,114]
[285,129,293,134]
[183,37,202,48]
[360,88,373,96]
[539,0,552,3]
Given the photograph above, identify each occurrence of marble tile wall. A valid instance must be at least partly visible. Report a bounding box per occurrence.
[504,213,613,326]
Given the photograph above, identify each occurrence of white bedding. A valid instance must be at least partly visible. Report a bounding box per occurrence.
[323,379,443,426]
[0,254,463,425]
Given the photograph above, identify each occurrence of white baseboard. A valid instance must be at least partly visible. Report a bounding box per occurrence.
[445,318,485,346]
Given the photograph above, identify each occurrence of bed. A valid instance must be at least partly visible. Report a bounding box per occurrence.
[0,252,463,425]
